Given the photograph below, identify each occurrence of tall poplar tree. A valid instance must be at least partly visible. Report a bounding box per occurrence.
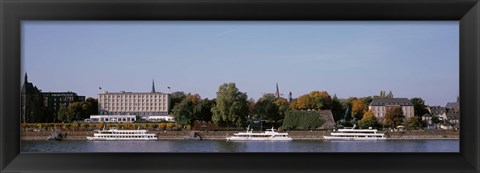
[211,83,249,127]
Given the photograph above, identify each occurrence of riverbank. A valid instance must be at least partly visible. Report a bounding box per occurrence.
[21,129,459,141]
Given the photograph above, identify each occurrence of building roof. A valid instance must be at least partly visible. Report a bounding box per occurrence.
[90,115,136,118]
[422,113,432,117]
[21,73,40,94]
[369,98,413,106]
[446,110,460,120]
[99,91,168,95]
[445,102,459,109]
[41,91,79,96]
[429,106,446,115]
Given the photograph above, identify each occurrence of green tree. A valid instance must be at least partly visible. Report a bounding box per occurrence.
[255,94,281,123]
[274,97,290,119]
[169,91,187,114]
[211,83,249,127]
[384,107,405,128]
[85,97,98,116]
[362,96,373,105]
[57,105,70,122]
[358,110,378,129]
[282,110,325,130]
[193,98,215,121]
[172,99,194,125]
[410,97,429,116]
[330,95,345,122]
[247,98,256,115]
[173,94,215,125]
[172,94,199,125]
[67,102,87,121]
[405,116,425,129]
[59,100,97,122]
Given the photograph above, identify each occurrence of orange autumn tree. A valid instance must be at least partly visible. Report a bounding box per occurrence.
[291,91,332,110]
[351,98,368,120]
[357,110,378,129]
[186,94,201,104]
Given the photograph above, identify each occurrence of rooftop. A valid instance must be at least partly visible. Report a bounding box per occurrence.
[445,102,459,109]
[369,98,413,106]
[99,91,168,95]
[429,106,446,115]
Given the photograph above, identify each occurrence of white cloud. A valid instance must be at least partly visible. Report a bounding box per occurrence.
[215,29,238,37]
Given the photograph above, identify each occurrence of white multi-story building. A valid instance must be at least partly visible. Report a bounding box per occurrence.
[368,98,414,122]
[98,80,170,117]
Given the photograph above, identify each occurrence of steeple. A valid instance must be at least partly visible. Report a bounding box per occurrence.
[288,91,292,103]
[24,73,28,83]
[275,83,280,98]
[151,79,156,93]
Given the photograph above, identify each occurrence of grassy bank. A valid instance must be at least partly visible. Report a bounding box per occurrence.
[21,129,459,141]
[385,130,459,139]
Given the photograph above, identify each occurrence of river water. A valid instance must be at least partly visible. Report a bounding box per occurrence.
[22,140,459,152]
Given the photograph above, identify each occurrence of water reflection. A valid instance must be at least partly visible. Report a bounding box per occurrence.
[21,140,459,153]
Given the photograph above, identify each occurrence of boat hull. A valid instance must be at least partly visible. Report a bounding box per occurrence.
[226,137,292,141]
[323,136,386,140]
[86,137,158,141]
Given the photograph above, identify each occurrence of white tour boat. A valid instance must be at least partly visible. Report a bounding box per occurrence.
[226,126,292,141]
[86,127,158,141]
[324,125,386,140]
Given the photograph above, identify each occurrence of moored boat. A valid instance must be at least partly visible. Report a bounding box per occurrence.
[86,127,157,141]
[324,125,386,140]
[226,126,292,141]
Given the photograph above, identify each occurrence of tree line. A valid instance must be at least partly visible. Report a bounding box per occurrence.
[21,92,98,123]
[23,81,429,130]
[171,83,430,130]
[57,98,98,123]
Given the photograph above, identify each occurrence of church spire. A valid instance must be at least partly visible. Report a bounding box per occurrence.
[288,91,292,103]
[275,82,280,98]
[151,79,156,93]
[24,73,28,83]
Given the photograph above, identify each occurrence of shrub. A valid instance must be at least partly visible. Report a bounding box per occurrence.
[124,123,133,130]
[405,116,425,130]
[158,123,166,130]
[96,123,104,129]
[166,123,175,130]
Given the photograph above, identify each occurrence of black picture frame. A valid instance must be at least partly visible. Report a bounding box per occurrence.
[1,0,479,172]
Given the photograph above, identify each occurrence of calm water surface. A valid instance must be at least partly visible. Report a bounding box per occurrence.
[22,140,459,152]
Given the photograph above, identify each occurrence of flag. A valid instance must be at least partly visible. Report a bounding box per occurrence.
[167,86,170,89]
[99,87,102,90]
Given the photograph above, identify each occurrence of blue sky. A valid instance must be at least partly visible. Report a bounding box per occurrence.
[22,21,459,106]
